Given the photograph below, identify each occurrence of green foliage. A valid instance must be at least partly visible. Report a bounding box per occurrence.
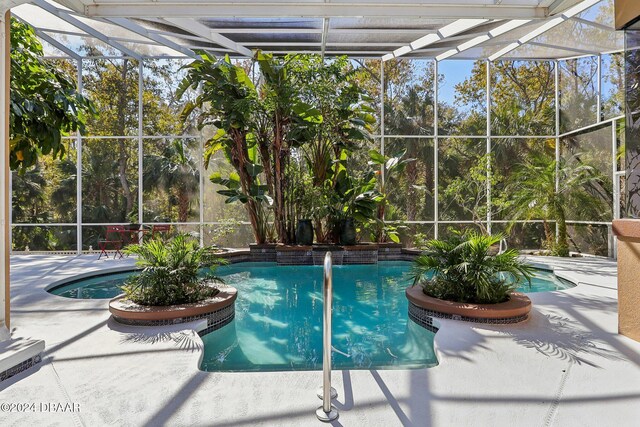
[505,153,606,256]
[413,233,431,250]
[180,52,377,245]
[443,153,498,233]
[123,234,226,306]
[143,139,199,222]
[9,19,95,172]
[179,53,270,243]
[411,231,533,304]
[367,149,414,243]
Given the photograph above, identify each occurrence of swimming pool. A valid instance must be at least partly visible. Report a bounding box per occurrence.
[47,261,574,300]
[47,261,575,371]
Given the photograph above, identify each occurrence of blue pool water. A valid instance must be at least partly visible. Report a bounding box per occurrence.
[201,262,437,371]
[47,262,575,371]
[48,271,138,299]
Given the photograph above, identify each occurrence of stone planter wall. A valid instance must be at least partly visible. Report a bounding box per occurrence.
[240,243,421,265]
[109,286,237,330]
[276,246,313,265]
[406,286,532,326]
[249,244,277,262]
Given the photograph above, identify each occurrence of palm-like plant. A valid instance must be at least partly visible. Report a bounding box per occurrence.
[411,231,533,304]
[143,139,199,222]
[506,153,605,256]
[123,234,226,306]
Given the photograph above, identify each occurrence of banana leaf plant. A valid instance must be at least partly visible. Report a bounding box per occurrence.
[326,166,382,242]
[254,51,321,244]
[178,53,269,243]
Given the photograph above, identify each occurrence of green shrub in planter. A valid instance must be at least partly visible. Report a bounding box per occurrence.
[123,234,226,306]
[410,231,533,304]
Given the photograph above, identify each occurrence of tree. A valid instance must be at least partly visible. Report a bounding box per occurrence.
[142,139,199,222]
[9,19,94,172]
[382,59,436,225]
[82,55,139,218]
[506,153,606,256]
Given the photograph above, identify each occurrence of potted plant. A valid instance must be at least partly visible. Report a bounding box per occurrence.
[410,231,532,304]
[109,234,237,326]
[406,231,534,323]
[328,169,381,245]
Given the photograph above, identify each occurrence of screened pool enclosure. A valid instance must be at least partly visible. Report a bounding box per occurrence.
[9,0,629,257]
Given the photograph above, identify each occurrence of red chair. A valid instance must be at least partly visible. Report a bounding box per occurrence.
[151,224,172,240]
[98,225,125,260]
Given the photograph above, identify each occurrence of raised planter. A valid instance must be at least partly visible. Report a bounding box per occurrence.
[109,286,237,332]
[245,243,421,264]
[406,285,531,326]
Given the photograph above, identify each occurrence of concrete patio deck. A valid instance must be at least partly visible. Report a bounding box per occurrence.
[1,254,639,426]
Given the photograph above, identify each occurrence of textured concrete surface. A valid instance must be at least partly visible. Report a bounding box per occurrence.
[1,254,640,426]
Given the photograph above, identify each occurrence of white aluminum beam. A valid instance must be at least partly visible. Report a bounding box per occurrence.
[382,19,489,61]
[435,19,532,61]
[488,0,600,61]
[32,0,142,59]
[106,18,199,59]
[164,17,253,58]
[547,0,585,15]
[83,3,548,20]
[320,17,329,59]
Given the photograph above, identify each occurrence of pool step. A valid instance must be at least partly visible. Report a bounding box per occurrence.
[0,336,45,382]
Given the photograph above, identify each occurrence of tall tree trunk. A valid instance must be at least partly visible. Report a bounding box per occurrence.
[230,130,264,244]
[425,156,433,220]
[177,189,189,223]
[555,205,569,256]
[272,115,290,244]
[406,144,418,221]
[116,60,133,218]
[542,219,553,249]
[118,139,133,216]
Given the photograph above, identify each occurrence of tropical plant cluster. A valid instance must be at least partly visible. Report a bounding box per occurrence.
[122,234,226,306]
[179,52,403,245]
[411,231,533,304]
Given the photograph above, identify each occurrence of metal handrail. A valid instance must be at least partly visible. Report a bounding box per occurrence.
[316,252,339,422]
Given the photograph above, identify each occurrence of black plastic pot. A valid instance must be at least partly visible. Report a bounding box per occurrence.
[340,218,357,246]
[296,219,314,245]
